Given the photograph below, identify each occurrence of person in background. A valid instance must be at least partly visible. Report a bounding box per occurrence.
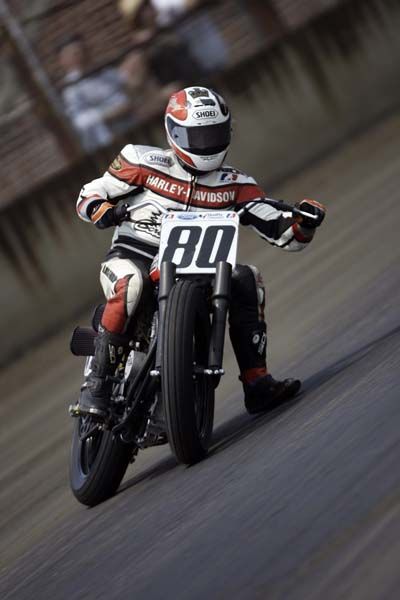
[57,35,136,151]
[119,50,179,121]
[151,0,229,74]
[119,0,229,81]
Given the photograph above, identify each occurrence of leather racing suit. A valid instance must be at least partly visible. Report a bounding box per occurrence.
[77,144,316,385]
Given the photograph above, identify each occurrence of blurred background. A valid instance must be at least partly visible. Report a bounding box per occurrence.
[2,2,400,598]
[1,0,399,364]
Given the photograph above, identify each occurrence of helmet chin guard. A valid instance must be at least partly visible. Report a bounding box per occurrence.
[165,86,231,173]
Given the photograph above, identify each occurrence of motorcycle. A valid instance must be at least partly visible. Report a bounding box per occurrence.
[68,199,315,506]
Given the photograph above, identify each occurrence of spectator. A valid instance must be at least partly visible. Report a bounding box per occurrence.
[119,0,200,83]
[151,0,230,73]
[119,0,229,80]
[120,49,179,120]
[57,35,136,151]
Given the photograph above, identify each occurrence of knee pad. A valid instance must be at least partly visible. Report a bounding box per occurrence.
[101,273,143,334]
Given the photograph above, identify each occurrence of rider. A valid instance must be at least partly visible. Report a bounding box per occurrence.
[76,86,325,418]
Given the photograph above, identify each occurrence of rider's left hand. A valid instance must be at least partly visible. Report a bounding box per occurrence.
[294,199,326,229]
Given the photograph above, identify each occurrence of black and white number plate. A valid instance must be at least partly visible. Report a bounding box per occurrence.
[158,212,239,274]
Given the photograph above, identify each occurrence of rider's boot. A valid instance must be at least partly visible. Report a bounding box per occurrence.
[229,265,301,415]
[231,325,301,414]
[78,328,130,419]
[241,369,301,415]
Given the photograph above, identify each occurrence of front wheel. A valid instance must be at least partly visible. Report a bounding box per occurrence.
[162,279,215,465]
[69,416,133,506]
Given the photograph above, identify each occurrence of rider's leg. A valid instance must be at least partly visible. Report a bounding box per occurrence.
[79,256,151,418]
[229,264,300,414]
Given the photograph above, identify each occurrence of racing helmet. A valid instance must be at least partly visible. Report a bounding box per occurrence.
[165,86,231,173]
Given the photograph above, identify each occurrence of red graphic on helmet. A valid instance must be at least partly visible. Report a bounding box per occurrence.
[166,90,188,121]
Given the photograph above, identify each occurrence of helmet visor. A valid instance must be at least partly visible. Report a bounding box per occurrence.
[166,116,231,156]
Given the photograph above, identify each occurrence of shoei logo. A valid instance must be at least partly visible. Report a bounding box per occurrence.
[193,110,218,120]
[144,152,173,167]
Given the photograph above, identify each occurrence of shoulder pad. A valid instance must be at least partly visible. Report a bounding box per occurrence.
[120,144,140,165]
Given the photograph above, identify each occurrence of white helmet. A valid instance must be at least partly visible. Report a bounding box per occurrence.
[165,86,231,173]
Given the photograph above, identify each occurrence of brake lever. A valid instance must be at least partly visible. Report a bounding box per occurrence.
[292,207,319,221]
[237,199,318,220]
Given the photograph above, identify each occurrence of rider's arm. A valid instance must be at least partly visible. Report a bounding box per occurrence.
[235,174,325,251]
[76,144,145,228]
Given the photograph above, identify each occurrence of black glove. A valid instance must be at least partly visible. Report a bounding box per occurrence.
[91,202,129,229]
[113,203,130,225]
[294,199,326,229]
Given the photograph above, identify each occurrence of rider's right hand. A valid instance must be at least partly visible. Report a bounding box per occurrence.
[113,203,130,225]
[90,202,130,229]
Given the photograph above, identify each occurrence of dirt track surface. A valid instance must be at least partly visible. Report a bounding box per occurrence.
[1,112,400,599]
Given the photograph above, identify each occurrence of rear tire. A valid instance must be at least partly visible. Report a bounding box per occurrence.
[69,416,133,506]
[162,280,215,465]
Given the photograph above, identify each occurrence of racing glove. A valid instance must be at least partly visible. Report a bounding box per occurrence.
[90,202,129,229]
[294,199,326,229]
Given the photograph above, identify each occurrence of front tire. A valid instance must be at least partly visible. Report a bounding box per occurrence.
[69,416,133,506]
[162,280,215,465]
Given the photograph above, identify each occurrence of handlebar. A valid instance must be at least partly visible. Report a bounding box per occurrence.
[125,197,318,221]
[236,198,319,221]
[126,199,170,216]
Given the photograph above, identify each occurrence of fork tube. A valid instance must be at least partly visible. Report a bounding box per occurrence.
[155,261,175,370]
[209,261,231,369]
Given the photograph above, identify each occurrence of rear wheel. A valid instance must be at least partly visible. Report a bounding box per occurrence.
[162,280,215,465]
[69,416,133,506]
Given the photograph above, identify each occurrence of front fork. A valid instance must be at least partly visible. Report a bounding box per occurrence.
[155,261,176,372]
[208,261,231,376]
[155,260,231,377]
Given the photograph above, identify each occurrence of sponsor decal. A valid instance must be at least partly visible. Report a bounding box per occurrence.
[143,152,173,167]
[220,172,238,182]
[188,87,209,99]
[101,264,118,283]
[145,174,236,204]
[177,213,198,220]
[198,212,225,219]
[110,156,122,171]
[251,331,266,356]
[193,109,218,120]
[146,174,187,198]
[192,189,236,204]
